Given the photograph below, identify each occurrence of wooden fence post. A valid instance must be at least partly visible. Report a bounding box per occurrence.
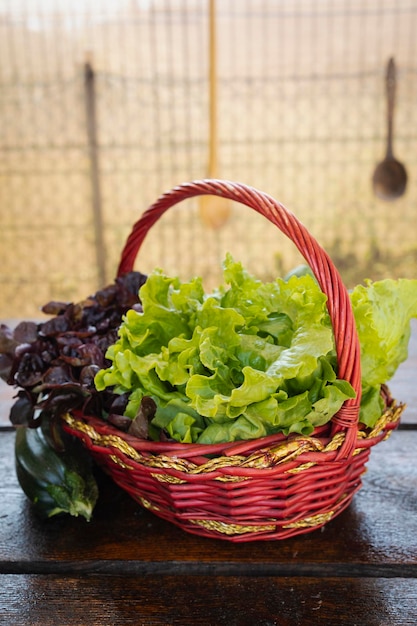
[84,59,107,287]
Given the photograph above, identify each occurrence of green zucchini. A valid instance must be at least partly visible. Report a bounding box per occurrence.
[15,422,98,521]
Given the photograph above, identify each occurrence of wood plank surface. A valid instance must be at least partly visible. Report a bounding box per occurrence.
[1,314,416,624]
[1,429,416,574]
[1,574,417,626]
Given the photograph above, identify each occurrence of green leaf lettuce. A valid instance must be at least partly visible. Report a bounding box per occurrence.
[95,257,417,442]
[350,278,417,425]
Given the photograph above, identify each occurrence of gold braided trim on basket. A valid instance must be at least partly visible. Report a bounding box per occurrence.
[109,454,134,470]
[189,510,335,536]
[282,510,335,530]
[285,432,346,474]
[151,473,187,484]
[62,401,404,477]
[356,402,405,442]
[139,497,159,512]
[189,518,277,535]
[239,436,324,468]
[62,413,324,473]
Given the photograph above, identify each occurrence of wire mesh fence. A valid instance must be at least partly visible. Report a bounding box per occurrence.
[1,0,417,319]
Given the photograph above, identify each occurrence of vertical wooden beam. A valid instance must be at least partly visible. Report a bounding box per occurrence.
[84,59,107,287]
[208,0,217,179]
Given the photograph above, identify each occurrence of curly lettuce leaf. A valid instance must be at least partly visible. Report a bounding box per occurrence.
[96,254,355,443]
[350,278,417,386]
[350,278,417,426]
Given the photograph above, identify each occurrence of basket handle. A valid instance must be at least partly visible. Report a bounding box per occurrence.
[117,179,361,453]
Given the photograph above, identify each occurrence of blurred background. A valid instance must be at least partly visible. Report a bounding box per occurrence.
[1,0,417,320]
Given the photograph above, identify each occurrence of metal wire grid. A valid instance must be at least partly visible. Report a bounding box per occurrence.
[0,0,417,318]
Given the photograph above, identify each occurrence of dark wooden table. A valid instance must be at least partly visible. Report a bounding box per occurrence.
[1,320,417,625]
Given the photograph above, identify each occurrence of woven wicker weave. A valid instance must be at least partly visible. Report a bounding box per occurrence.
[62,179,404,541]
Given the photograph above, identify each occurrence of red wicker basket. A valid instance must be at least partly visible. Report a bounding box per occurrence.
[61,179,404,542]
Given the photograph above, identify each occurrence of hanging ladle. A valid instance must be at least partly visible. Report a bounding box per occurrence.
[372,57,407,201]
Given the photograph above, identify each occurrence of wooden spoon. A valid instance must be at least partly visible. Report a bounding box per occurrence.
[199,0,232,229]
[372,57,407,201]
